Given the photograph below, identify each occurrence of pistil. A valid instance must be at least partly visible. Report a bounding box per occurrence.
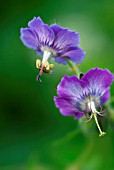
[88,100,106,137]
[93,113,106,137]
[42,51,52,64]
[36,51,52,82]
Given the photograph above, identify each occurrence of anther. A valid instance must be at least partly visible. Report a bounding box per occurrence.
[36,59,42,68]
[84,114,93,122]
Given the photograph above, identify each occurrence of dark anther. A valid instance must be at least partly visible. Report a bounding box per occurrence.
[80,73,84,79]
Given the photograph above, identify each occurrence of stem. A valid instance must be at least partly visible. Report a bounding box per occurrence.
[93,113,106,137]
[53,129,80,146]
[66,59,80,77]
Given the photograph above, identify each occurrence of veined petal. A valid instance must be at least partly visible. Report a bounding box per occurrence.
[62,46,86,64]
[20,28,38,49]
[53,28,80,52]
[74,112,85,119]
[54,97,76,116]
[57,75,88,100]
[38,24,55,46]
[55,57,67,64]
[54,97,85,118]
[82,68,114,94]
[28,17,55,46]
[50,24,65,35]
[28,17,44,29]
[101,88,110,104]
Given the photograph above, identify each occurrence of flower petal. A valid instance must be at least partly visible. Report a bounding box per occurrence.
[82,68,114,94]
[54,97,85,118]
[28,17,55,46]
[50,24,64,35]
[62,46,86,64]
[54,97,76,116]
[20,28,38,49]
[74,112,85,119]
[57,75,88,101]
[55,57,67,64]
[28,17,44,29]
[52,28,80,52]
[101,88,110,104]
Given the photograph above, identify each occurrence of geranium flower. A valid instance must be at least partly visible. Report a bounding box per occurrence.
[54,68,114,136]
[20,17,86,81]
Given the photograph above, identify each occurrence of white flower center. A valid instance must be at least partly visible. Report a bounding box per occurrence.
[87,100,97,113]
[41,46,57,57]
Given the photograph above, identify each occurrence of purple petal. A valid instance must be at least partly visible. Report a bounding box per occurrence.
[54,97,77,116]
[74,112,85,119]
[52,28,80,52]
[57,75,88,100]
[36,49,43,55]
[50,24,64,35]
[54,97,85,118]
[101,88,110,104]
[28,17,55,46]
[38,24,55,46]
[20,28,38,49]
[62,46,86,64]
[28,17,44,29]
[55,57,67,64]
[82,68,114,92]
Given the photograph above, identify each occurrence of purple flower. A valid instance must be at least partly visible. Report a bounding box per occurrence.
[20,17,86,80]
[54,68,114,136]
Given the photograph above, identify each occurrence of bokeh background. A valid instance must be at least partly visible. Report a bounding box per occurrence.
[1,0,114,169]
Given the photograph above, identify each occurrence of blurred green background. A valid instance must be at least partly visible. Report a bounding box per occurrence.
[1,0,114,169]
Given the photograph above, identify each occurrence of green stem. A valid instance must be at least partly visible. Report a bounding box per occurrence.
[66,59,80,77]
[53,129,80,146]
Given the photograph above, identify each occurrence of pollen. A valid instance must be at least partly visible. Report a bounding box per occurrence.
[36,59,55,82]
[36,59,42,68]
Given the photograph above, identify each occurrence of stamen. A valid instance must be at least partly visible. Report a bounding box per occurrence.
[49,64,54,69]
[36,51,54,82]
[36,51,52,82]
[93,113,106,137]
[84,114,93,122]
[36,59,42,68]
[95,110,106,116]
[44,61,50,71]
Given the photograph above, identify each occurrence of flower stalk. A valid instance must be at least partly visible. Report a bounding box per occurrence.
[67,59,80,78]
